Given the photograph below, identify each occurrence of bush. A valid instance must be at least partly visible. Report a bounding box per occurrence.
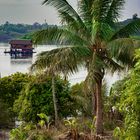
[10,123,54,140]
[14,75,77,123]
[0,73,31,127]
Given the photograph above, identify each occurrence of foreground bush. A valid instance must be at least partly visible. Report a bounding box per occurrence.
[113,50,140,140]
[0,73,31,127]
[14,75,77,123]
[10,123,54,140]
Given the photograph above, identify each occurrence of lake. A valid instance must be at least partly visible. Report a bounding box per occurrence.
[0,43,87,84]
[0,43,121,87]
[0,43,54,76]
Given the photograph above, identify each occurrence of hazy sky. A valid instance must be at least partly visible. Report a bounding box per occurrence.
[0,0,139,25]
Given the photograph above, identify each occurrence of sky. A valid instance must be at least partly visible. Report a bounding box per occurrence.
[0,0,139,25]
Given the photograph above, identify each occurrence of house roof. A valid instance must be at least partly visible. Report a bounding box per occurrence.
[9,40,32,45]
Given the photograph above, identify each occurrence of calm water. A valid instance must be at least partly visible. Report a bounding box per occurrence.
[0,43,87,84]
[0,43,56,76]
[0,43,121,86]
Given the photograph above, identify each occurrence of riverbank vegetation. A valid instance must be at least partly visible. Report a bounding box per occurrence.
[0,55,140,139]
[0,0,140,139]
[0,22,54,43]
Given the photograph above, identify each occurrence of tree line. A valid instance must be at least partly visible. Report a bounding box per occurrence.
[0,15,139,43]
[0,21,56,43]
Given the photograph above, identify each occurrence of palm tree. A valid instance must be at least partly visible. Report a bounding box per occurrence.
[31,0,140,134]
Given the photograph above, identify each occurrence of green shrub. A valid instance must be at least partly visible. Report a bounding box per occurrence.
[14,75,77,123]
[10,123,54,140]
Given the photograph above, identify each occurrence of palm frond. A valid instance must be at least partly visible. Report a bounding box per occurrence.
[102,55,123,73]
[59,11,91,40]
[105,0,125,25]
[78,0,93,30]
[42,0,86,29]
[92,21,114,42]
[108,38,136,66]
[86,53,105,83]
[92,0,111,22]
[33,26,89,46]
[110,19,140,40]
[31,46,91,75]
[90,0,117,41]
[43,0,77,17]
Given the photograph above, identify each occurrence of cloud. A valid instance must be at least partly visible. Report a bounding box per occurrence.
[0,0,41,5]
[0,0,59,24]
[0,0,139,25]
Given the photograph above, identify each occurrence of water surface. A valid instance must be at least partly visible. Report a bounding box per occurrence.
[0,43,120,86]
[0,43,56,77]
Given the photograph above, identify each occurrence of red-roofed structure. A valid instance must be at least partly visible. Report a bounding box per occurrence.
[9,40,33,53]
[4,40,35,58]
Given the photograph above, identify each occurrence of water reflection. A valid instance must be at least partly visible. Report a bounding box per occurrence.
[10,59,32,65]
[10,54,33,59]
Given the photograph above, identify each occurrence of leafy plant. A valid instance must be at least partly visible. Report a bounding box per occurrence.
[86,117,96,134]
[37,113,51,129]
[113,49,140,139]
[64,118,78,130]
[14,75,77,123]
[64,117,79,140]
[0,73,31,126]
[113,127,125,140]
[10,123,54,140]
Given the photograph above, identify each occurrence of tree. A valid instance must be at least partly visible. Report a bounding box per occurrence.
[51,75,59,125]
[32,0,140,134]
[14,75,77,123]
[115,49,140,139]
[0,73,30,126]
[133,13,138,20]
[0,73,30,112]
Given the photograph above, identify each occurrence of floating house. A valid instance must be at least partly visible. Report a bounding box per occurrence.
[4,40,35,58]
[9,40,33,54]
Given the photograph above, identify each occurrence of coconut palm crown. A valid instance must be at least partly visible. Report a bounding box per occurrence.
[31,0,140,134]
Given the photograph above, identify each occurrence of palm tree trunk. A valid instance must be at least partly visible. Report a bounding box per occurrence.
[92,84,96,116]
[52,76,59,126]
[95,79,103,135]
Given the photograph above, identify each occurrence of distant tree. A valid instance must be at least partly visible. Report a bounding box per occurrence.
[133,13,138,20]
[33,22,41,29]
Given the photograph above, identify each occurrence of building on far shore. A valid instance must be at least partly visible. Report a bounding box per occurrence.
[4,40,35,58]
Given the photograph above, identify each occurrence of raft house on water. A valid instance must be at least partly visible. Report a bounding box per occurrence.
[4,40,35,58]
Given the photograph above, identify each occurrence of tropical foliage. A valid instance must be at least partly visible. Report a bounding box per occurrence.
[10,122,54,140]
[0,72,30,122]
[115,49,140,140]
[70,82,93,117]
[14,75,77,123]
[32,0,140,134]
[0,99,14,128]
